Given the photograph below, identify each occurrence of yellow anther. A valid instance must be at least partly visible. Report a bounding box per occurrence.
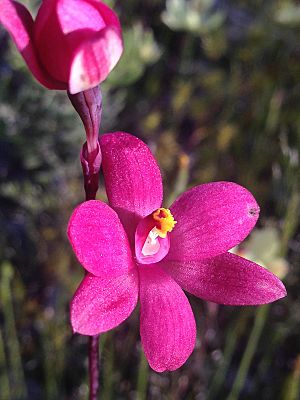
[152,208,177,238]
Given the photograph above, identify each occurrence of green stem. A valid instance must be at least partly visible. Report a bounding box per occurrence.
[280,188,300,256]
[0,262,27,399]
[0,328,11,400]
[207,311,250,400]
[208,336,236,399]
[166,152,190,206]
[282,356,300,400]
[226,304,270,400]
[42,321,59,400]
[136,350,149,400]
[102,333,114,400]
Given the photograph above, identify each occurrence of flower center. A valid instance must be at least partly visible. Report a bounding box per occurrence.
[152,208,177,238]
[141,208,176,257]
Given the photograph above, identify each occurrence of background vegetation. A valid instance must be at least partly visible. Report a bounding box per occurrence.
[0,0,300,399]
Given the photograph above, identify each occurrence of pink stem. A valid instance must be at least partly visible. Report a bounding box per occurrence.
[68,88,102,200]
[89,335,100,400]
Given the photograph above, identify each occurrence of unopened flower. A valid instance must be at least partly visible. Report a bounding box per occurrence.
[68,132,286,372]
[0,0,123,93]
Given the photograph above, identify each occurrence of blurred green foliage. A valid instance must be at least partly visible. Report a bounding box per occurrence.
[0,0,300,399]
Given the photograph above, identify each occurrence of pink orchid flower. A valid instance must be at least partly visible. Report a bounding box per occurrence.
[0,0,123,93]
[68,132,286,372]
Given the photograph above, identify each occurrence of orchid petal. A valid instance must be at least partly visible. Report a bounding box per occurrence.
[100,132,163,242]
[162,252,287,305]
[34,0,104,84]
[58,0,106,34]
[68,200,134,277]
[168,182,260,261]
[71,270,138,335]
[0,0,65,89]
[69,25,123,93]
[139,266,196,372]
[69,0,123,93]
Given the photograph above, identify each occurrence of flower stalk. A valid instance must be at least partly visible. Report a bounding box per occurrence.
[68,87,102,200]
[89,335,100,400]
[226,304,270,400]
[68,86,103,399]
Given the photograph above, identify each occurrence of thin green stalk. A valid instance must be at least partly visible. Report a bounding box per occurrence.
[42,319,59,400]
[282,356,300,400]
[0,328,11,400]
[166,152,190,206]
[226,304,270,400]
[99,333,107,354]
[136,350,149,400]
[102,333,114,400]
[0,262,27,399]
[207,311,250,400]
[265,90,283,135]
[207,332,236,400]
[280,188,300,256]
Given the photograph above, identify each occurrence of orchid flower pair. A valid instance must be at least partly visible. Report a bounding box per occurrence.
[68,132,286,372]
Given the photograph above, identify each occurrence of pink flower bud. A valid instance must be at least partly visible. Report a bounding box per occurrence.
[0,0,123,93]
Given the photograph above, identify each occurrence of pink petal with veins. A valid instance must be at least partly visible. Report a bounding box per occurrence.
[162,252,287,305]
[0,0,65,89]
[100,132,163,243]
[139,265,196,372]
[69,25,122,93]
[168,182,259,261]
[71,269,138,335]
[69,0,123,93]
[68,200,134,277]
